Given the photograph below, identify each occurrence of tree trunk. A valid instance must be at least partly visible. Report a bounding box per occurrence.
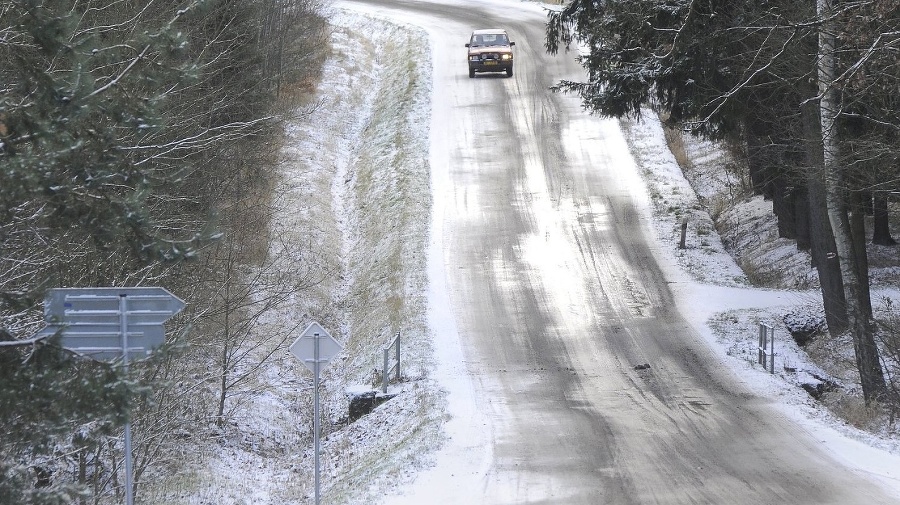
[78,450,87,505]
[850,191,873,319]
[872,193,897,245]
[794,185,811,251]
[818,0,885,402]
[802,101,848,335]
[859,190,874,215]
[773,175,797,239]
[744,122,773,197]
[218,341,229,427]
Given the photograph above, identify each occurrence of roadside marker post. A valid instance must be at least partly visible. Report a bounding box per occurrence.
[758,323,775,373]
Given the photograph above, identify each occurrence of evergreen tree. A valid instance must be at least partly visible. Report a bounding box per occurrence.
[0,1,213,268]
[0,1,218,500]
[0,339,136,504]
[1,0,329,500]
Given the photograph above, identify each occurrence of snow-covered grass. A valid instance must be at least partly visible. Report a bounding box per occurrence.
[145,5,900,504]
[623,112,899,416]
[144,11,440,504]
[621,115,751,288]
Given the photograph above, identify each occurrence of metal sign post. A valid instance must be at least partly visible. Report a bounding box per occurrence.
[120,295,135,505]
[289,322,342,505]
[313,335,321,505]
[37,287,185,505]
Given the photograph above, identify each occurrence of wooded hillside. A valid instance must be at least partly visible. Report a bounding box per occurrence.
[0,0,328,502]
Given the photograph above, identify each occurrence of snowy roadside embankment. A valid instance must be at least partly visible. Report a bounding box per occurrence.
[303,11,445,505]
[620,114,750,288]
[620,111,900,494]
[147,11,444,504]
[265,10,443,504]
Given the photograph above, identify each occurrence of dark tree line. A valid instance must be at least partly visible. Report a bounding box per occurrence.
[0,0,328,502]
[546,0,899,404]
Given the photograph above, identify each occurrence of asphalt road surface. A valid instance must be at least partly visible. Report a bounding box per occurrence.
[345,0,898,503]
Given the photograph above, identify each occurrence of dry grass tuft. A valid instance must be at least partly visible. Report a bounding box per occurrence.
[824,392,889,431]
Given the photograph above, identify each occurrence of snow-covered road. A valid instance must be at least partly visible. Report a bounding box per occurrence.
[335,0,900,503]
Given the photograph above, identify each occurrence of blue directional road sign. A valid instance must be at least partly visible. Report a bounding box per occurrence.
[38,287,185,361]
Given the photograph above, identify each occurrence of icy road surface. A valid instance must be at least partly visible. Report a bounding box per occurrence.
[341,0,899,503]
